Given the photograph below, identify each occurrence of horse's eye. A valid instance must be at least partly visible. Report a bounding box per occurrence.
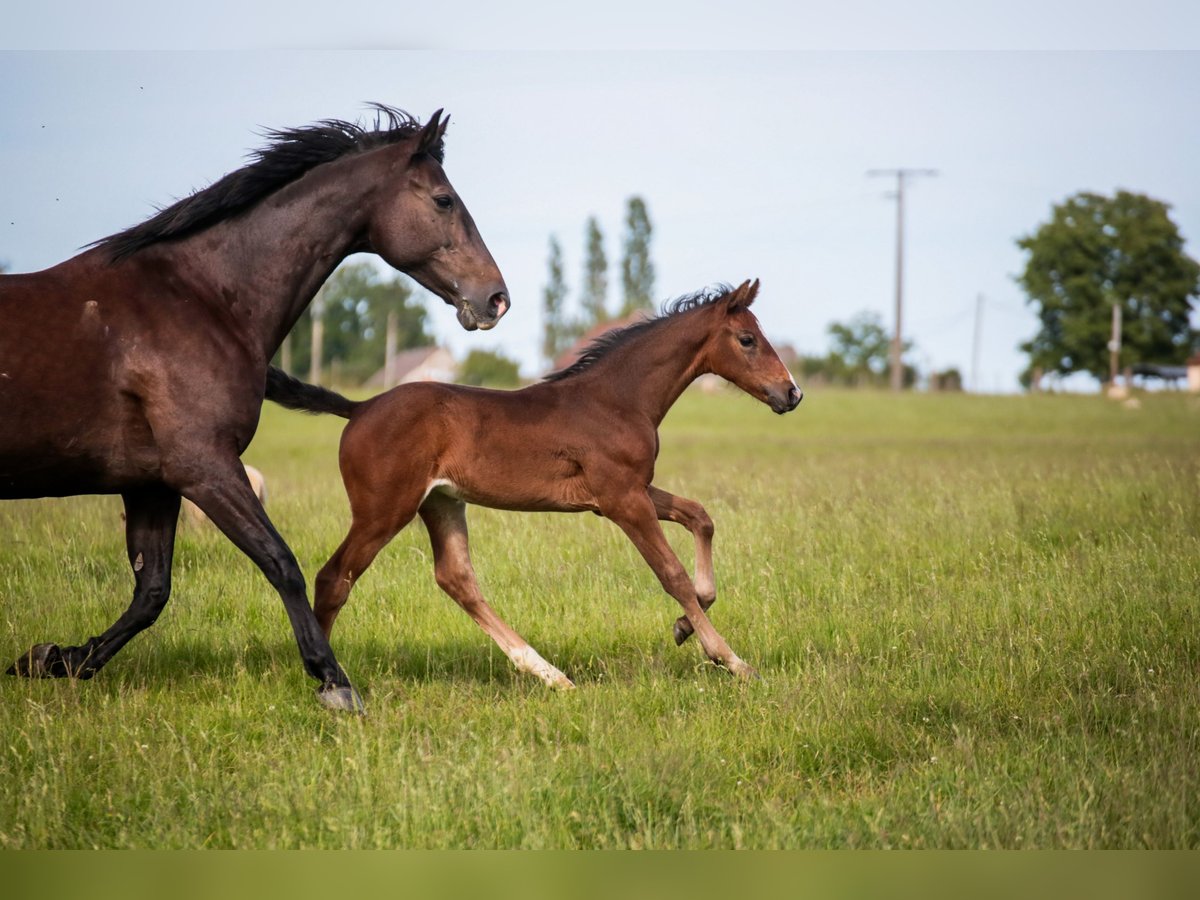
[738,333,756,348]
[434,195,454,210]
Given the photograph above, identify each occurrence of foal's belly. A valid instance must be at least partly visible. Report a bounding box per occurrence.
[425,476,598,514]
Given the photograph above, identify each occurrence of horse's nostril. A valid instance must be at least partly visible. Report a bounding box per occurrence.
[489,292,510,317]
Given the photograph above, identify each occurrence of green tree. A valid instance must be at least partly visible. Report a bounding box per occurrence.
[805,311,915,387]
[619,196,655,315]
[1016,190,1200,383]
[458,349,521,387]
[282,262,432,384]
[579,216,608,327]
[541,235,570,365]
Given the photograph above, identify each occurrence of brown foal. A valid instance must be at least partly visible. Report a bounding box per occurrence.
[269,279,802,688]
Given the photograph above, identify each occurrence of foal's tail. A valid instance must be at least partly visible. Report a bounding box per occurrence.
[265,366,360,419]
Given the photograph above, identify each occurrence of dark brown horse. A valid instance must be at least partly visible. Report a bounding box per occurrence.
[267,280,801,689]
[1,106,509,711]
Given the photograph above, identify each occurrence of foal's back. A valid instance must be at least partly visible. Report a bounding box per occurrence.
[340,378,632,515]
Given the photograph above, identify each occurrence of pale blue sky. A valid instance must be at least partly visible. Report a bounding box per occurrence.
[3,16,1199,391]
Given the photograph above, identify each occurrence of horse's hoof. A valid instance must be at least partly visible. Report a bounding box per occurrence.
[7,643,67,678]
[316,683,366,714]
[672,619,693,647]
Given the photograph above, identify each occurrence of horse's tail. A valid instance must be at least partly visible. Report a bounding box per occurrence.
[265,366,360,419]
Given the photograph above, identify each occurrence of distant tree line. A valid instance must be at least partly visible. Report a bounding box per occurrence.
[789,311,922,389]
[275,261,432,385]
[543,196,655,364]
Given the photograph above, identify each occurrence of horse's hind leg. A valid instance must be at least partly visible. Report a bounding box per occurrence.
[648,486,716,647]
[419,492,574,689]
[9,484,181,680]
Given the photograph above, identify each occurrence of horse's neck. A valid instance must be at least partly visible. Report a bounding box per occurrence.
[184,152,385,358]
[594,319,709,425]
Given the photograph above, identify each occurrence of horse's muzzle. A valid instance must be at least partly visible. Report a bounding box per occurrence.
[458,291,510,332]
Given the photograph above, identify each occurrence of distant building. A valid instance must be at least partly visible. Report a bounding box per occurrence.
[1131,355,1200,392]
[364,346,457,388]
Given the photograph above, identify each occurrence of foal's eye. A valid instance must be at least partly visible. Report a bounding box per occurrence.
[433,194,454,210]
[738,333,756,348]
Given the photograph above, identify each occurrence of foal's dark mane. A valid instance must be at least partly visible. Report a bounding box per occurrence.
[543,283,733,383]
[95,104,437,262]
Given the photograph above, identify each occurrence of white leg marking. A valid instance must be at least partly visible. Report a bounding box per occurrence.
[510,645,575,690]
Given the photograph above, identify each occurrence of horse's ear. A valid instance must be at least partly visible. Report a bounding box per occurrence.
[415,109,445,157]
[726,278,760,313]
[436,112,451,143]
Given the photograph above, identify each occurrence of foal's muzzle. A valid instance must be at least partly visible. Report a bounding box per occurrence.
[768,384,803,414]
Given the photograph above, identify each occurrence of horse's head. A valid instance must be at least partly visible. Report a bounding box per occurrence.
[704,280,802,414]
[367,110,510,331]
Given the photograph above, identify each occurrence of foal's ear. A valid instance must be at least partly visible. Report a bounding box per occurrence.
[725,278,761,313]
[415,109,447,158]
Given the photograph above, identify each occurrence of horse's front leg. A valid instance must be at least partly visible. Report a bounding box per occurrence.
[8,484,180,679]
[177,452,363,713]
[648,485,716,647]
[602,489,755,680]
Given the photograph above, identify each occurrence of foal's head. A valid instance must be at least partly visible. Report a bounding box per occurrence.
[702,280,802,414]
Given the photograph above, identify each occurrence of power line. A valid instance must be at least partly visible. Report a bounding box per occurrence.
[867,168,938,391]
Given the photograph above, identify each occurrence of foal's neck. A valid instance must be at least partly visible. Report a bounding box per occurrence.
[587,314,711,426]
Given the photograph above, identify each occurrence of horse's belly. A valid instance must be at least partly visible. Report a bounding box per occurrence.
[0,381,162,498]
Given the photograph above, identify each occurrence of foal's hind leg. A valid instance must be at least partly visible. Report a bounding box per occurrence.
[419,492,574,690]
[648,486,716,647]
[9,484,180,679]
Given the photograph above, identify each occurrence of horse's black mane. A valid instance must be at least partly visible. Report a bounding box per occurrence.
[95,104,437,261]
[544,283,734,383]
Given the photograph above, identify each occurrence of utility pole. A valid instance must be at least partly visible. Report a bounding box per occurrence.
[868,168,937,391]
[384,310,398,389]
[310,284,326,386]
[1108,301,1123,386]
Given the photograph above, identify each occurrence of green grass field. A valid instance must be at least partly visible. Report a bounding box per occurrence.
[1,387,1197,848]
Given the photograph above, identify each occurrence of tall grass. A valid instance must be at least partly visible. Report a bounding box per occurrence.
[1,388,1197,848]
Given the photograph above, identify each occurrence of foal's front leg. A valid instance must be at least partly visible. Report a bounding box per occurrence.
[603,489,756,680]
[648,486,716,647]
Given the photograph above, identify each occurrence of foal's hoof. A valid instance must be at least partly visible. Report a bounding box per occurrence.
[725,658,761,681]
[7,643,70,678]
[672,618,694,647]
[316,682,366,715]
